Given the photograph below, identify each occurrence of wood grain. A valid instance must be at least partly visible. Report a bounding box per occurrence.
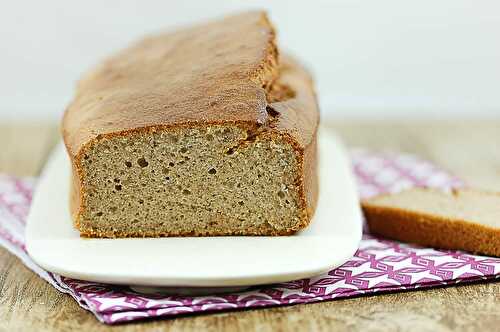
[1,120,499,331]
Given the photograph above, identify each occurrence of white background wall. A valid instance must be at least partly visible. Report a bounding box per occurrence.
[1,0,499,120]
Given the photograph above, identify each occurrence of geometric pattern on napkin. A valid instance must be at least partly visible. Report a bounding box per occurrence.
[0,149,498,324]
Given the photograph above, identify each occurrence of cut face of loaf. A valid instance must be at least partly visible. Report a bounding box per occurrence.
[62,11,320,237]
[77,126,308,237]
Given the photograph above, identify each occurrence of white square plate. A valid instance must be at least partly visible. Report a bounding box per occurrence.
[26,128,362,288]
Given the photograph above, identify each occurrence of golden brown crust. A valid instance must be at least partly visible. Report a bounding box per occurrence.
[79,224,298,238]
[362,201,500,257]
[62,11,279,157]
[62,11,319,237]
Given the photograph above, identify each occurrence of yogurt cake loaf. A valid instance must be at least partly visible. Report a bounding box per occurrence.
[62,11,319,238]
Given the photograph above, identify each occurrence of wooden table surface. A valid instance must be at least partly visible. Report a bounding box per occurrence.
[1,120,499,331]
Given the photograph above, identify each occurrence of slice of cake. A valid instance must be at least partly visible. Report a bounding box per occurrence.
[362,187,500,256]
[62,11,320,237]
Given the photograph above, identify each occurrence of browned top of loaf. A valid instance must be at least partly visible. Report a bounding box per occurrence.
[62,11,319,159]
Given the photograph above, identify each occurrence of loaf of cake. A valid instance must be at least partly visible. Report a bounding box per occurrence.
[62,11,320,237]
[362,187,500,256]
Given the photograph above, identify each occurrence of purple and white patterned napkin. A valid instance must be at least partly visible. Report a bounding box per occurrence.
[0,149,499,324]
